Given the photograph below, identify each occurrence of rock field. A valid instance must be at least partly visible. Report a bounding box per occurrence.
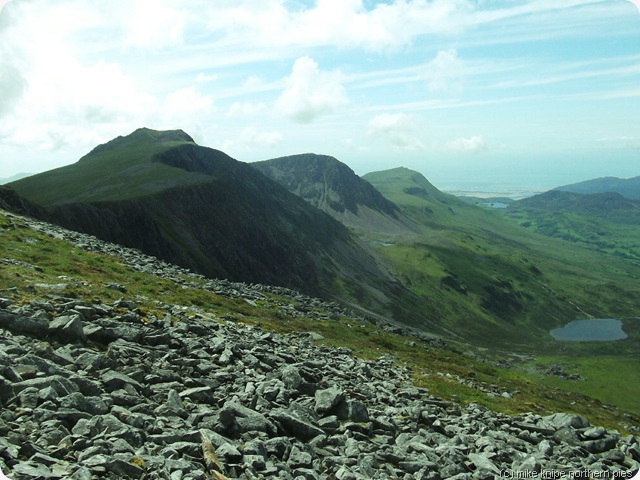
[0,212,639,479]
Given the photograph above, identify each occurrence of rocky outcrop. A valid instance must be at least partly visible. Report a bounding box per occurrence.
[252,154,420,238]
[1,212,638,479]
[1,294,639,479]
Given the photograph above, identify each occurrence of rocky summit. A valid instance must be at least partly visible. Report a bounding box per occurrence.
[0,213,639,480]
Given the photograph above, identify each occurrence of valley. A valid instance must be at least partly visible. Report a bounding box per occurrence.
[3,127,639,428]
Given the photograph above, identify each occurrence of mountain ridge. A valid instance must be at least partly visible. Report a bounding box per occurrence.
[8,129,412,321]
[7,128,640,349]
[555,175,640,200]
[253,154,419,238]
[513,189,640,219]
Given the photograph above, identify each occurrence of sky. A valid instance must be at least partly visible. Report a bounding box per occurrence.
[0,0,639,193]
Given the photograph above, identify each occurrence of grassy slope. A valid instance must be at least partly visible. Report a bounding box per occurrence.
[8,128,203,206]
[495,196,640,416]
[364,168,640,344]
[1,208,637,431]
[503,207,640,264]
[363,168,640,417]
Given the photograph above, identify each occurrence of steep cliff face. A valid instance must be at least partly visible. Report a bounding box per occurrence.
[8,129,412,318]
[253,154,419,237]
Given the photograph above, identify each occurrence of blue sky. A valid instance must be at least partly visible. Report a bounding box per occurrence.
[0,0,638,193]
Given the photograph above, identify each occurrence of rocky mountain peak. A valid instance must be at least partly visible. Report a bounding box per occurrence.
[84,127,195,159]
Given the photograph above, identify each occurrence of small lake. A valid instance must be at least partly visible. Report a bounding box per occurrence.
[550,319,627,342]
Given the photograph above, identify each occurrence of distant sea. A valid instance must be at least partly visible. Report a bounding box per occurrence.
[429,160,638,200]
[436,175,580,200]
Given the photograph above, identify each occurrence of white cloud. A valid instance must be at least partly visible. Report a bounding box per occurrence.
[124,0,186,48]
[446,135,488,154]
[0,0,160,150]
[367,113,424,151]
[222,126,283,152]
[156,85,214,141]
[626,138,640,149]
[427,49,465,96]
[0,49,27,116]
[276,56,348,123]
[164,86,213,119]
[195,72,218,84]
[203,0,474,52]
[227,101,267,117]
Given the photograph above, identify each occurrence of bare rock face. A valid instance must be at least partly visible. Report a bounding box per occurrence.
[0,213,638,479]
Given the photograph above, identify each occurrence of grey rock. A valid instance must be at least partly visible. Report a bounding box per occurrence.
[271,409,325,441]
[11,462,57,478]
[315,387,344,415]
[244,454,267,470]
[0,310,49,337]
[294,468,320,480]
[12,375,79,397]
[553,427,581,446]
[218,401,276,438]
[288,445,313,468]
[216,442,243,463]
[101,371,143,393]
[468,452,501,474]
[584,436,619,454]
[48,314,86,343]
[512,455,542,473]
[60,392,109,415]
[336,400,370,423]
[582,426,606,440]
[544,412,590,430]
[281,365,303,390]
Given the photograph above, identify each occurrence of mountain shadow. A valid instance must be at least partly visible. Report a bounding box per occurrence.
[8,128,414,320]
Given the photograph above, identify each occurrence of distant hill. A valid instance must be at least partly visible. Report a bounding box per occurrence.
[362,167,640,345]
[253,154,419,237]
[0,172,33,185]
[555,176,640,200]
[512,190,640,224]
[363,167,472,228]
[7,128,410,319]
[505,189,640,263]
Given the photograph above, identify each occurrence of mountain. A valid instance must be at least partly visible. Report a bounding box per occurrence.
[252,154,418,238]
[555,176,640,200]
[512,190,640,222]
[7,128,408,318]
[8,132,640,349]
[363,167,640,346]
[505,190,640,262]
[363,167,470,228]
[0,172,33,185]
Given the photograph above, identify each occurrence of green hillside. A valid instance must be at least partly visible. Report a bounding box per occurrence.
[556,175,640,200]
[364,167,640,347]
[504,190,640,263]
[5,129,418,324]
[1,207,638,428]
[9,128,201,206]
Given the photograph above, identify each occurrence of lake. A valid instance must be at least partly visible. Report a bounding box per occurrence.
[550,319,627,342]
